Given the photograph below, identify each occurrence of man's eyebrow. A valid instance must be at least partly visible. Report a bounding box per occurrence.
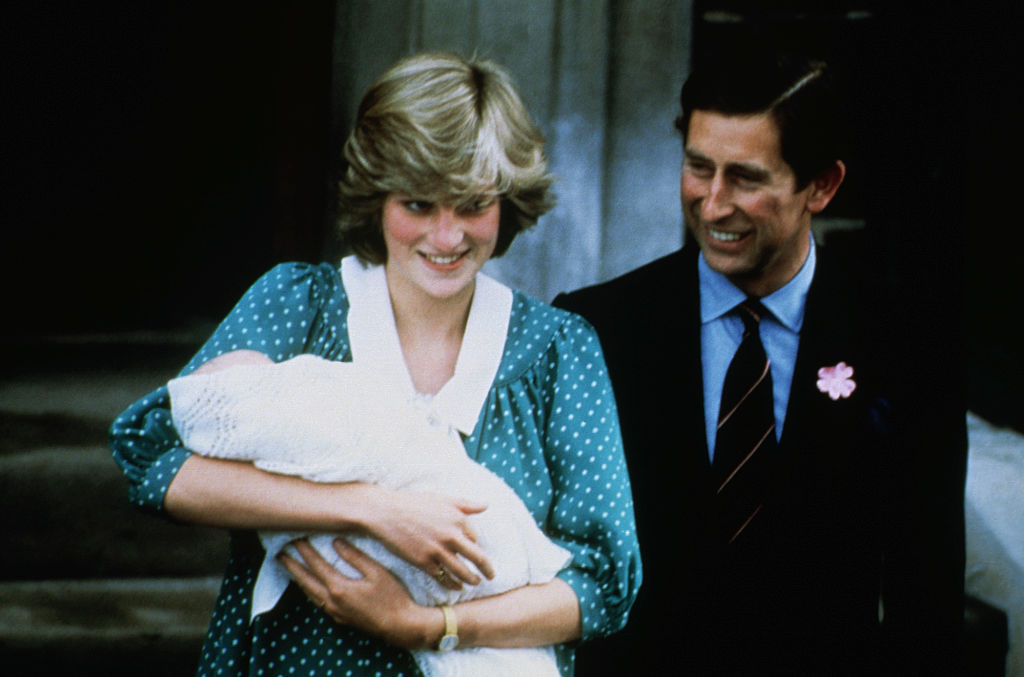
[683,148,711,162]
[683,149,770,181]
[726,162,771,181]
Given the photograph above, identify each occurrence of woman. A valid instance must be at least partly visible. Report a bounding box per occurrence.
[110,52,640,676]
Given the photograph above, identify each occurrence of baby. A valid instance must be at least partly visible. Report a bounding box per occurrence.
[168,350,570,677]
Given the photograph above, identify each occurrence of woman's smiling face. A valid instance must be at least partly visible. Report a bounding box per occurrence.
[381,192,500,304]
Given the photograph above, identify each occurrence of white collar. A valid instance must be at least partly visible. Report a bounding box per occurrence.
[341,256,512,435]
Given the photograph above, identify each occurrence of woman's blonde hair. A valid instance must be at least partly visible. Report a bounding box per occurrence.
[337,52,555,263]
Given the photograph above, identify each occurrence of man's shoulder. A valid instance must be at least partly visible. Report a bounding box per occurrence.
[554,245,696,316]
[808,233,901,321]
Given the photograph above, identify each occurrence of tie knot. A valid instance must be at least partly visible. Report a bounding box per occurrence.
[737,298,766,333]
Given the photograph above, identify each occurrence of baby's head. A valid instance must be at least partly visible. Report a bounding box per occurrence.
[194,350,272,375]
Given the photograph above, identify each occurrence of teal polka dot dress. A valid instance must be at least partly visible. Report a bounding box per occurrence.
[109,262,641,676]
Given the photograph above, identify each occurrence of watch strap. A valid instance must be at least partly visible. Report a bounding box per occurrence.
[437,604,458,651]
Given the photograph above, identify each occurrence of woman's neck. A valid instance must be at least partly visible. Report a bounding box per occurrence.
[386,271,474,396]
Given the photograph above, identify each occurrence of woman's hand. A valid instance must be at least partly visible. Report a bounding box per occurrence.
[281,538,582,650]
[347,484,495,589]
[279,538,440,650]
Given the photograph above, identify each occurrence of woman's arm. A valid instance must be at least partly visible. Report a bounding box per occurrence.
[281,538,581,650]
[165,455,495,587]
[456,577,580,648]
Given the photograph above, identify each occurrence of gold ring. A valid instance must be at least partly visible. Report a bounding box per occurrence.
[435,568,448,582]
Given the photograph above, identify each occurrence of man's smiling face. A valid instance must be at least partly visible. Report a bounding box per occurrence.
[681,109,818,297]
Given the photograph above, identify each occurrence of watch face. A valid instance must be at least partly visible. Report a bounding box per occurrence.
[439,634,459,651]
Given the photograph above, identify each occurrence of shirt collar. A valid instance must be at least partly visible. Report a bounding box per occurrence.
[341,256,511,436]
[698,235,816,332]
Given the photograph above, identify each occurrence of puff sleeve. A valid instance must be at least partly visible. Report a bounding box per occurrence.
[470,299,641,642]
[108,262,349,513]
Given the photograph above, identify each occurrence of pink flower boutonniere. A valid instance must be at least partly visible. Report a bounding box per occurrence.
[817,361,856,400]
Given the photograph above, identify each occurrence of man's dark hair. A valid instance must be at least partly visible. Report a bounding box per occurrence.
[676,50,846,189]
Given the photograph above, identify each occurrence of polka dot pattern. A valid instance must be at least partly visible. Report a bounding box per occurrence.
[109,263,640,676]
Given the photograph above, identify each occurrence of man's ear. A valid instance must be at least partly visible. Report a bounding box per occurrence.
[806,160,846,213]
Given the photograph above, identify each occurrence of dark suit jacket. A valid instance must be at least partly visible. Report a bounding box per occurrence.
[554,240,966,676]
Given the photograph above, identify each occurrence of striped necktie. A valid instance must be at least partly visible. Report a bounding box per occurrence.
[713,298,777,545]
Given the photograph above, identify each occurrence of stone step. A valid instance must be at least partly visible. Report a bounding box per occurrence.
[1,444,227,580]
[1,335,228,580]
[0,577,219,676]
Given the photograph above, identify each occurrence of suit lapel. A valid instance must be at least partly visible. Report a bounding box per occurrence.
[660,246,713,495]
[777,246,870,491]
[675,246,711,471]
[630,245,710,486]
[689,262,712,469]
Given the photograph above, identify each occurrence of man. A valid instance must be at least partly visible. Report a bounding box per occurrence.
[555,51,966,675]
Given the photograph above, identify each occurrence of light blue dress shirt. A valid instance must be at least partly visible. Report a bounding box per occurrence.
[699,240,816,459]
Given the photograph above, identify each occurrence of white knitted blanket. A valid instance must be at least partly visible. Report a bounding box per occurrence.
[168,353,570,677]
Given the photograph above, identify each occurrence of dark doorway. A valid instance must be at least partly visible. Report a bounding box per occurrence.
[3,2,336,336]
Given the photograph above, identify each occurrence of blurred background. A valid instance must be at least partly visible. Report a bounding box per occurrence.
[1,1,1021,674]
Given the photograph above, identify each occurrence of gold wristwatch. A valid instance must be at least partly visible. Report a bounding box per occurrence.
[437,605,459,651]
